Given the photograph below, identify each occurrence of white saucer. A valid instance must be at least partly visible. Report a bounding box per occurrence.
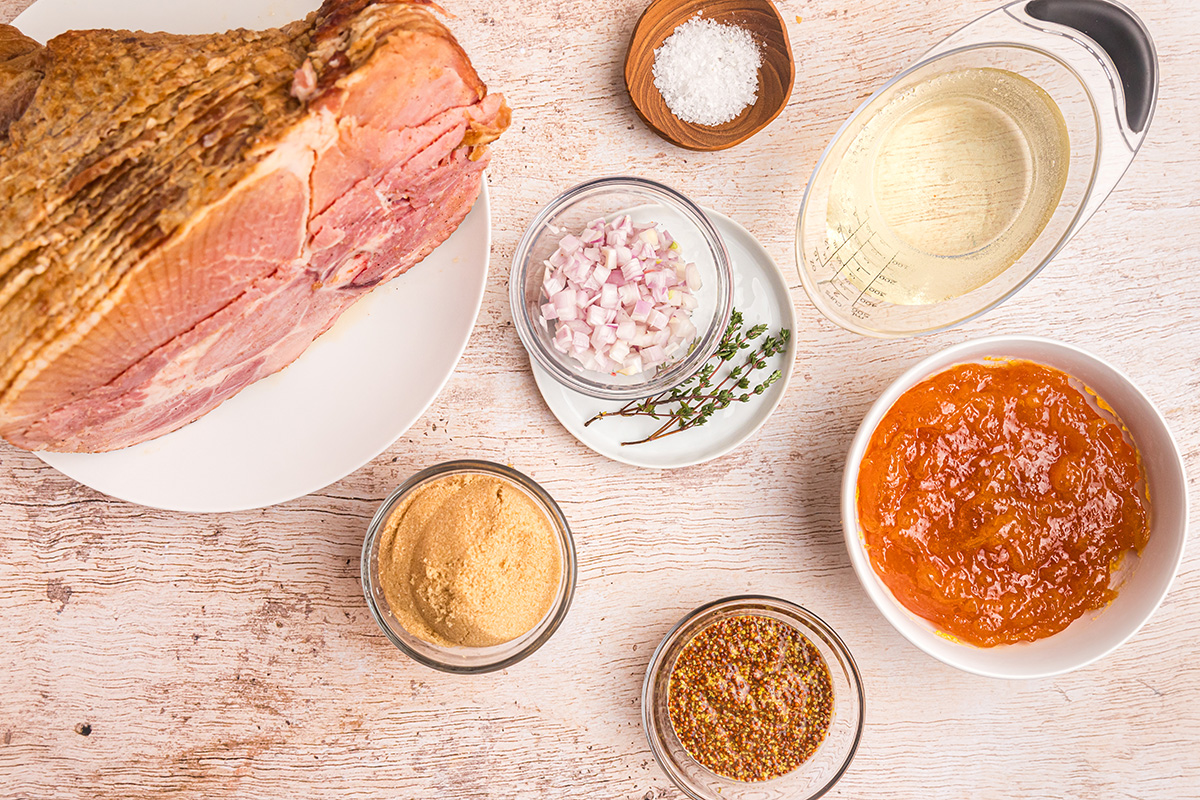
[531,208,797,469]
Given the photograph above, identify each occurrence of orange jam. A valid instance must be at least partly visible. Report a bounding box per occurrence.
[856,360,1149,647]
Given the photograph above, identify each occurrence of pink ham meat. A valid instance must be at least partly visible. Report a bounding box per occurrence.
[0,0,509,452]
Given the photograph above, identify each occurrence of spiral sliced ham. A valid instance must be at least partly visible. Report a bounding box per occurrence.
[0,0,509,452]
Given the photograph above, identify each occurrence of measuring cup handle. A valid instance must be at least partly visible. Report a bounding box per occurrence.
[1025,0,1156,133]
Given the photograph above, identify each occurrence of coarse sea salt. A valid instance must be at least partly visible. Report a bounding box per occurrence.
[652,16,762,127]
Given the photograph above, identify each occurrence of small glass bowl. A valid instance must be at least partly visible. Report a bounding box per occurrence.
[361,460,577,674]
[642,596,865,800]
[510,176,734,400]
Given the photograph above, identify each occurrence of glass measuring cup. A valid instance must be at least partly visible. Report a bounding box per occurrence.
[797,0,1157,337]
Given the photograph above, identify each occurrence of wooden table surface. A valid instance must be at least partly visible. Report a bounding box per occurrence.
[2,1,1197,798]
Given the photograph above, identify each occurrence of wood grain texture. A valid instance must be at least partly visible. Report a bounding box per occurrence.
[625,0,794,150]
[1,1,1198,798]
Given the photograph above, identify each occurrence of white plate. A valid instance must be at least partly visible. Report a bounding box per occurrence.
[17,0,491,512]
[532,209,797,469]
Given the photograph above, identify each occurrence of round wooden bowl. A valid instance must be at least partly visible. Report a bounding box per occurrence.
[624,0,795,152]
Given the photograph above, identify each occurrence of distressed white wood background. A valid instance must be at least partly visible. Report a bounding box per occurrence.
[1,0,1198,798]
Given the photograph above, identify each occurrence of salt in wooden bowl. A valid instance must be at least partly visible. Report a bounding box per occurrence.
[624,0,795,151]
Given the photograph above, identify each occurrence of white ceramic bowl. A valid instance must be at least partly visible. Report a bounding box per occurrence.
[842,335,1189,679]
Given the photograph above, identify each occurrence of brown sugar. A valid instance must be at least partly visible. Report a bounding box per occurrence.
[377,473,562,648]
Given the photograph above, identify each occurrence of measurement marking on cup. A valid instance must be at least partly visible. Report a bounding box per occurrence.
[853,255,898,306]
[822,218,872,274]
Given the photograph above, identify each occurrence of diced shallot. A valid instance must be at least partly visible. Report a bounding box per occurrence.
[536,215,704,377]
[559,234,583,254]
[551,288,577,321]
[669,314,698,342]
[618,283,640,307]
[586,305,609,327]
[553,324,572,352]
[602,247,617,271]
[580,226,604,245]
[543,271,566,298]
[599,283,620,309]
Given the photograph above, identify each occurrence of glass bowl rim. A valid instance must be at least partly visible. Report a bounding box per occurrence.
[360,459,577,674]
[509,175,735,400]
[640,594,866,800]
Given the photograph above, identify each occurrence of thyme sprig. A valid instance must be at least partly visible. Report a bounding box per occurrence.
[584,309,790,446]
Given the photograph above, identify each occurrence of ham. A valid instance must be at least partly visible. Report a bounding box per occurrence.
[0,0,509,452]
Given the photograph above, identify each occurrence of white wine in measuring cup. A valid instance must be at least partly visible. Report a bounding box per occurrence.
[799,0,1157,337]
[825,67,1071,305]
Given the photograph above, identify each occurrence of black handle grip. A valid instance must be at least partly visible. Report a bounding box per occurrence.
[1025,0,1156,133]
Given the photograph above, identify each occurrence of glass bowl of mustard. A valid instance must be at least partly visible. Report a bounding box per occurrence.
[642,596,864,800]
[361,460,577,674]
